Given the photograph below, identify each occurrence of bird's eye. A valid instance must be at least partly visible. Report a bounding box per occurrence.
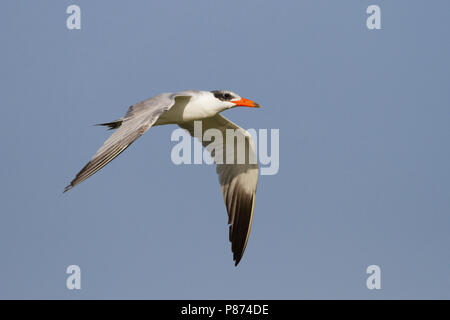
[212,90,233,101]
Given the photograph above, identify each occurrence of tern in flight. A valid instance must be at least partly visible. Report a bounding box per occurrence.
[64,90,261,265]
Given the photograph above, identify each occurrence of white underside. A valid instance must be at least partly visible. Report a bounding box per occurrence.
[155,95,223,126]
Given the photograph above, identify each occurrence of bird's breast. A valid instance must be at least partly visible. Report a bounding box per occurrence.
[156,98,217,125]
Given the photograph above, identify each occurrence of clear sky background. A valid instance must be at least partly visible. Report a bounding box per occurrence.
[1,0,449,299]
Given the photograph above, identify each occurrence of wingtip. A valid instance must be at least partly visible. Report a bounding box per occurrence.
[63,184,73,193]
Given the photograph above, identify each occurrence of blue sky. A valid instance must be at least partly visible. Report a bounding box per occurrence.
[0,0,449,299]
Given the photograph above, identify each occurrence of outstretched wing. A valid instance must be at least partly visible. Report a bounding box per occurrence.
[64,94,191,192]
[179,114,258,266]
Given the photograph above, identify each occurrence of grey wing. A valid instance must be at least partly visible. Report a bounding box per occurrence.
[64,93,190,192]
[179,114,258,266]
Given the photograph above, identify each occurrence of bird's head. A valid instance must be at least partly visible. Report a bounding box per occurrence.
[209,90,261,111]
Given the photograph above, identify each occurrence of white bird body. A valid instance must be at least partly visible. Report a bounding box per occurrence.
[65,90,261,266]
[155,91,234,125]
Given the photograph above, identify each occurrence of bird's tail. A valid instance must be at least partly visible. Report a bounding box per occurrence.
[95,119,123,130]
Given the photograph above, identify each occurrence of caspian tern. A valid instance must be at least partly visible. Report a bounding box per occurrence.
[64,90,261,266]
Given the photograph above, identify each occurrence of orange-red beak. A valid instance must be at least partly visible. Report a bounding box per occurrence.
[232,98,261,108]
